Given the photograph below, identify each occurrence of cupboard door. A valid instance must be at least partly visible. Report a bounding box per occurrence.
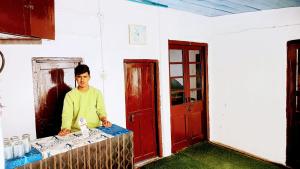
[30,0,55,39]
[0,0,28,36]
[0,0,55,39]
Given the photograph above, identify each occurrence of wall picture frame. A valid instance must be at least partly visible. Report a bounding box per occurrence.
[129,24,147,45]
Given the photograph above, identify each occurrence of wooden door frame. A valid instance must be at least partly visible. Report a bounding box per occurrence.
[168,40,210,141]
[32,57,82,137]
[123,59,163,157]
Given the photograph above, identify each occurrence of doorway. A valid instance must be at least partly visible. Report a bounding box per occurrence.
[124,60,161,163]
[169,40,208,153]
[32,57,82,138]
[286,40,300,168]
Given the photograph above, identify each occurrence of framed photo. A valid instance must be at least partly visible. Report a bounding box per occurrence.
[0,51,5,74]
[129,24,147,45]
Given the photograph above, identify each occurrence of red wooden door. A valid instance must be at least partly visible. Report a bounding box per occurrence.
[286,40,300,168]
[169,41,207,152]
[124,61,158,162]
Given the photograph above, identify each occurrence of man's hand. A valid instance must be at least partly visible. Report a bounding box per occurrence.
[100,116,112,128]
[58,128,71,136]
[102,120,112,127]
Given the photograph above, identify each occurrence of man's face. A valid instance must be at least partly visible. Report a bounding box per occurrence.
[75,72,90,88]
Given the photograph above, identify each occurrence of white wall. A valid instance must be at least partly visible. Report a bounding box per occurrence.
[209,7,300,164]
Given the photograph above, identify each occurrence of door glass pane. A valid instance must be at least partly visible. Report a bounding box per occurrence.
[189,63,201,76]
[189,76,202,89]
[170,49,183,62]
[189,64,196,76]
[190,77,196,89]
[189,50,200,62]
[171,91,185,105]
[170,64,183,77]
[171,78,184,90]
[190,90,202,102]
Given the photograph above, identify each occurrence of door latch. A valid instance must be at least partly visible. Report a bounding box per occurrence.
[187,104,192,112]
[130,114,135,122]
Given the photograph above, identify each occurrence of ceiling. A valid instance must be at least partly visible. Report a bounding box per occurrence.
[129,0,300,17]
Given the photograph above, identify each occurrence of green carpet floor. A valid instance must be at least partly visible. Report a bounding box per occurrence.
[141,142,285,169]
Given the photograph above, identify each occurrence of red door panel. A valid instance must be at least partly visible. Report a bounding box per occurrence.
[189,101,204,143]
[125,62,158,162]
[125,66,142,113]
[188,111,203,144]
[171,105,188,143]
[171,114,189,152]
[127,112,142,158]
[140,110,157,157]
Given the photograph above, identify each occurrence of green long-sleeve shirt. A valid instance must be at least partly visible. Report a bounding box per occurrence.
[61,86,107,132]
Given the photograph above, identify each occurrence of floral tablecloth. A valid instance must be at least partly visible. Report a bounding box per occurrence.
[5,124,129,169]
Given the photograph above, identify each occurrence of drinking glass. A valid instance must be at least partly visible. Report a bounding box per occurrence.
[4,140,13,160]
[22,134,31,153]
[13,140,25,158]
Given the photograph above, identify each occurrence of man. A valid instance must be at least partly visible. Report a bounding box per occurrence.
[58,64,111,136]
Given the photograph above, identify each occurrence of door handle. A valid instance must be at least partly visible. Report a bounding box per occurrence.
[130,114,135,122]
[185,97,191,103]
[24,4,34,10]
[187,104,192,112]
[188,106,191,112]
[188,102,193,111]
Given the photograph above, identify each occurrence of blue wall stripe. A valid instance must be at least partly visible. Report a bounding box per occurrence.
[128,0,168,8]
